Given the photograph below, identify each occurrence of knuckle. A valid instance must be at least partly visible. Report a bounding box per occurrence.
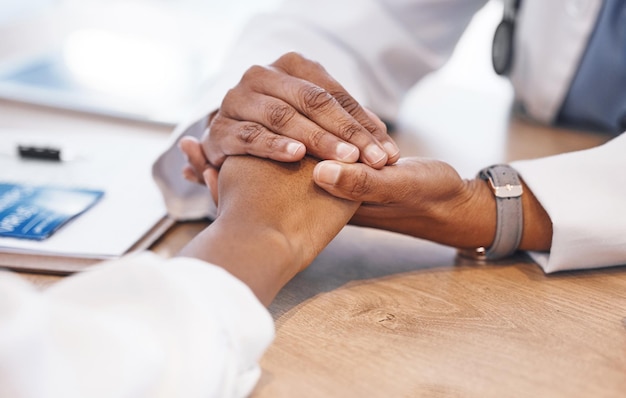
[265,103,296,129]
[332,91,360,115]
[238,123,265,145]
[364,118,384,134]
[349,169,372,197]
[220,88,238,111]
[237,123,282,153]
[308,129,326,148]
[273,51,304,69]
[300,85,334,114]
[337,121,362,142]
[263,134,281,151]
[280,51,303,63]
[203,118,230,166]
[205,115,225,143]
[241,64,268,82]
[222,87,237,101]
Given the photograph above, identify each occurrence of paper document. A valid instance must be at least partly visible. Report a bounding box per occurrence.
[0,128,170,260]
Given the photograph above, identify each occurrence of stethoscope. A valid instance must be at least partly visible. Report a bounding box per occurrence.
[492,0,522,75]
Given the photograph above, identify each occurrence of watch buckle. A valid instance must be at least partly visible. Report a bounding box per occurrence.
[487,178,523,198]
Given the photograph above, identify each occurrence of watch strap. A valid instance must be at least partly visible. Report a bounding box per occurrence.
[477,164,524,260]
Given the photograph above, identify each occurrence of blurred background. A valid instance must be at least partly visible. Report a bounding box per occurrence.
[0,0,282,124]
[0,0,509,131]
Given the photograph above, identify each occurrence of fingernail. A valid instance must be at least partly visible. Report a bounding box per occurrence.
[383,141,400,158]
[335,142,358,161]
[287,142,304,156]
[315,162,342,185]
[364,144,387,165]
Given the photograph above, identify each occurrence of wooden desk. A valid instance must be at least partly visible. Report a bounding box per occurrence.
[250,113,626,397]
[5,91,626,397]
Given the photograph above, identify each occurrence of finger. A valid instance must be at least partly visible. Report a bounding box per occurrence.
[179,136,211,175]
[363,108,400,165]
[313,160,396,203]
[203,114,307,167]
[182,165,202,184]
[244,62,388,168]
[179,137,205,184]
[221,91,361,163]
[274,53,399,165]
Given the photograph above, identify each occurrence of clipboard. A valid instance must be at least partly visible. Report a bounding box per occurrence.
[0,216,175,274]
[0,127,173,273]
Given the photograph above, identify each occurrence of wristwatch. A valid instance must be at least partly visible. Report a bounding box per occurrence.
[461,164,524,260]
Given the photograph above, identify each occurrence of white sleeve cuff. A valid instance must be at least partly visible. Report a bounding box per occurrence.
[511,133,626,273]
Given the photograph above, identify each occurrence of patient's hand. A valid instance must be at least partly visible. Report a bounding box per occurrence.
[179,155,359,305]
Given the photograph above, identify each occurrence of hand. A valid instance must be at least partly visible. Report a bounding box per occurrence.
[312,158,553,251]
[201,52,400,169]
[179,136,219,203]
[313,157,491,249]
[179,156,360,305]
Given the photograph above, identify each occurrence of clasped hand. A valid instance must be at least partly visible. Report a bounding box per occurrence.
[197,52,399,170]
[179,52,496,251]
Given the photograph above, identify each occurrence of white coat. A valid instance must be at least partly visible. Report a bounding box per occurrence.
[0,253,273,398]
[153,0,626,273]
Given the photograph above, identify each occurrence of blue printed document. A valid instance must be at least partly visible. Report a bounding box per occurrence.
[0,183,104,241]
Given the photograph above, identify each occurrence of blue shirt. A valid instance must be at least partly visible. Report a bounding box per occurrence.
[557,0,626,134]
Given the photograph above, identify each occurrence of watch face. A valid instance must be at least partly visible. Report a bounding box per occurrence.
[492,19,514,76]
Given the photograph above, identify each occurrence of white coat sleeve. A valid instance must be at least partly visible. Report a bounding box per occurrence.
[511,133,626,273]
[153,0,488,220]
[0,252,274,398]
[201,0,490,121]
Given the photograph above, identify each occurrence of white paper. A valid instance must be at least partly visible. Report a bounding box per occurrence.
[0,128,169,258]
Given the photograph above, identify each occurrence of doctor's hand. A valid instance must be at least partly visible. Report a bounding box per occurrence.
[312,158,553,252]
[199,52,400,170]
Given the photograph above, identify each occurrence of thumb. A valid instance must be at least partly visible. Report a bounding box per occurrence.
[313,160,388,202]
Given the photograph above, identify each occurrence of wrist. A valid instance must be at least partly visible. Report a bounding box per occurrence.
[459,165,553,259]
[449,177,497,249]
[459,164,525,260]
[518,180,552,251]
[214,213,303,267]
[179,218,298,306]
